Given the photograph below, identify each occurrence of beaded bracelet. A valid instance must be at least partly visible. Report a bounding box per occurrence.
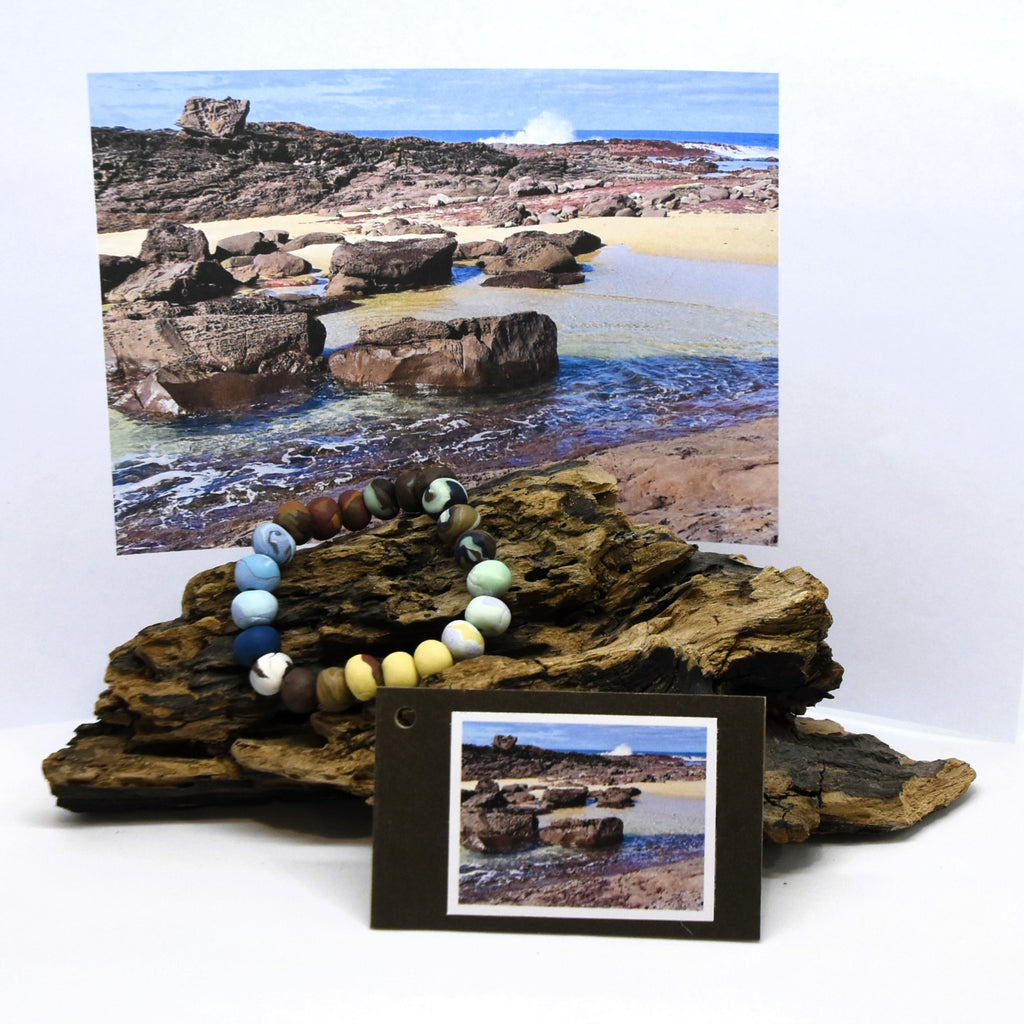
[229,465,513,714]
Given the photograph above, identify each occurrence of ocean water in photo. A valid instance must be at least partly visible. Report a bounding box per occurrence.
[109,245,777,553]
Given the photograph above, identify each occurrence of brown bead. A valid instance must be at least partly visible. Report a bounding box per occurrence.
[273,500,313,544]
[338,488,371,531]
[363,478,399,519]
[307,496,342,540]
[394,464,425,514]
[415,463,455,496]
[437,503,481,548]
[280,667,318,715]
[316,666,354,713]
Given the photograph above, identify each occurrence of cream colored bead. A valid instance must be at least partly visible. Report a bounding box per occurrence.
[381,651,420,688]
[413,638,455,678]
[249,651,292,696]
[345,654,383,702]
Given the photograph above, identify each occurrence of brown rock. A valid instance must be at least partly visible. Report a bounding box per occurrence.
[479,231,580,276]
[327,236,457,294]
[539,785,589,810]
[461,808,539,852]
[252,251,313,279]
[105,260,238,304]
[176,96,250,138]
[138,219,211,264]
[539,817,624,848]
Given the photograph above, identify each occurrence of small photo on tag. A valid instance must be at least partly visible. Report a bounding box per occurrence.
[372,689,764,941]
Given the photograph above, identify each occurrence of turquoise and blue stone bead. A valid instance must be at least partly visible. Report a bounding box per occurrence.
[231,590,279,629]
[234,553,282,592]
[234,625,281,667]
[252,522,296,565]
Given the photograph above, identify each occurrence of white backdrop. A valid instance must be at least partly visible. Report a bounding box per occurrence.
[2,0,1021,738]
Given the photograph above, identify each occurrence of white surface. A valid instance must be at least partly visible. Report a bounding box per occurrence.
[5,715,1019,1023]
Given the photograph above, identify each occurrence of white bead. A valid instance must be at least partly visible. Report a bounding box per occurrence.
[465,595,511,637]
[250,651,293,696]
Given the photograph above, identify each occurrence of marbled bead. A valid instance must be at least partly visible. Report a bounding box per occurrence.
[381,651,420,688]
[345,654,383,702]
[441,620,486,661]
[231,589,279,629]
[280,667,318,715]
[466,559,513,598]
[413,638,454,678]
[316,666,354,713]
[233,625,281,667]
[307,496,342,540]
[235,553,281,592]
[338,489,371,531]
[273,500,313,544]
[421,477,468,518]
[454,530,497,571]
[250,651,293,696]
[436,503,481,547]
[252,522,296,565]
[363,478,399,519]
[465,595,511,637]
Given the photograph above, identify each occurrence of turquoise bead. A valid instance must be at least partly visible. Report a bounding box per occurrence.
[466,559,512,597]
[235,553,281,592]
[231,590,279,629]
[252,522,296,565]
[465,596,511,637]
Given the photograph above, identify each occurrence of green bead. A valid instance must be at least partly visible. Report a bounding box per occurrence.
[465,596,511,637]
[466,559,512,597]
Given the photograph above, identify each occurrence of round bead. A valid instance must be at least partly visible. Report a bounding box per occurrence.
[345,654,383,702]
[415,463,455,495]
[441,620,486,661]
[252,522,296,565]
[233,625,281,667]
[421,477,469,518]
[250,651,293,696]
[273,501,313,544]
[454,530,497,571]
[395,465,427,513]
[436,503,481,547]
[316,666,354,712]
[363,478,399,519]
[231,589,279,629]
[465,596,511,637]
[235,553,281,592]
[466,559,513,598]
[307,496,342,540]
[381,651,420,688]
[338,489,371,531]
[280,667,318,714]
[413,639,455,678]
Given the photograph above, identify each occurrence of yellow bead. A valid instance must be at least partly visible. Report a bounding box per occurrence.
[345,654,382,702]
[413,639,455,678]
[381,651,420,688]
[316,666,354,712]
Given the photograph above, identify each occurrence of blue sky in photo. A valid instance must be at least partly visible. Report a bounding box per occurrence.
[87,68,778,135]
[459,717,709,757]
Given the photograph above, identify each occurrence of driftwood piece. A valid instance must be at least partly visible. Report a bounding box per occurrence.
[43,462,974,838]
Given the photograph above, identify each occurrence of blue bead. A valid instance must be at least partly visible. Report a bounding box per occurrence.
[234,553,281,592]
[252,522,296,565]
[233,625,281,667]
[231,590,279,629]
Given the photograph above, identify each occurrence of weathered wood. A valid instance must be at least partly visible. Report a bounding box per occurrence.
[42,461,974,838]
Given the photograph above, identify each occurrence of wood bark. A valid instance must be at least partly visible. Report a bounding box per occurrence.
[43,462,974,839]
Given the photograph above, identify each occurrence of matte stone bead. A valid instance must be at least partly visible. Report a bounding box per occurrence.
[338,489,371,531]
[307,496,342,540]
[441,620,486,661]
[231,589,279,629]
[250,651,293,696]
[234,625,281,667]
[414,463,455,495]
[235,553,281,592]
[363,478,399,519]
[252,522,296,565]
[394,465,426,514]
[273,500,313,544]
[345,654,383,702]
[381,651,420,688]
[466,559,513,598]
[413,639,454,678]
[316,666,354,713]
[465,595,511,637]
[436,503,481,547]
[280,667,318,714]
[454,530,497,570]
[422,477,469,518]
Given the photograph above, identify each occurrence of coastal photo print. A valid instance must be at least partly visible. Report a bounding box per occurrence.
[449,711,717,923]
[91,68,779,555]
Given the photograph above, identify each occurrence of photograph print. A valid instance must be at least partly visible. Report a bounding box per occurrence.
[92,68,778,554]
[448,711,716,922]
